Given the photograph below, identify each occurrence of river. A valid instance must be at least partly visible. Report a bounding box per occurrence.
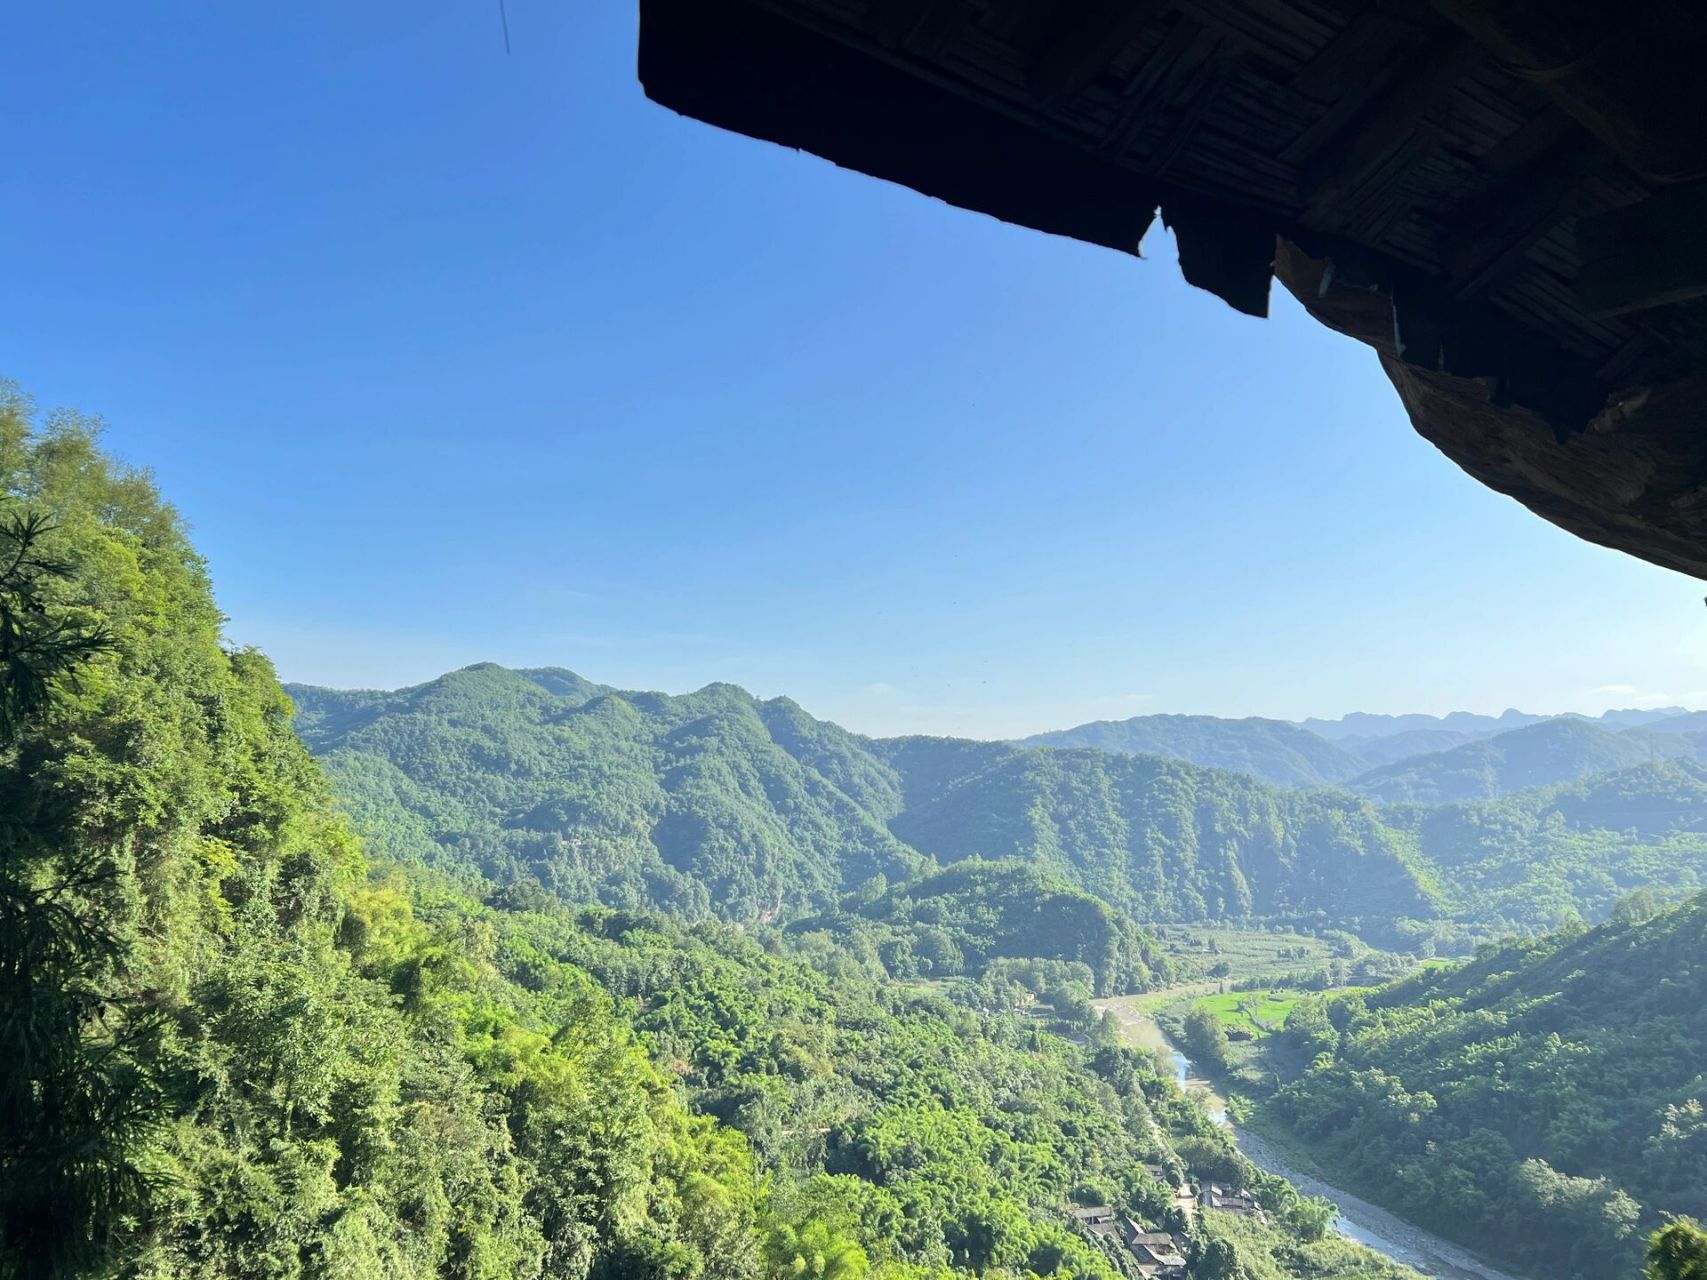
[1093,999,1528,1280]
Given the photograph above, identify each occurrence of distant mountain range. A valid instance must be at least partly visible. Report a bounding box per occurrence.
[288,666,1707,940]
[1020,706,1707,798]
[1018,714,1365,787]
[1299,706,1688,740]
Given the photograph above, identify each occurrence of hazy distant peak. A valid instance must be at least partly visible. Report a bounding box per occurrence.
[1346,715,1679,804]
[1017,712,1362,787]
[1299,706,1690,742]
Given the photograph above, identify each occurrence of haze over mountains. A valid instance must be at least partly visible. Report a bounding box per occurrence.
[288,665,1707,946]
[18,409,1706,1280]
[1021,706,1707,797]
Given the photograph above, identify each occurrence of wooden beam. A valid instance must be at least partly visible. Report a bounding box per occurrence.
[1146,59,1234,176]
[1096,16,1225,164]
[865,0,968,56]
[1577,180,1707,316]
[1028,0,1168,96]
[1446,141,1606,301]
[1298,27,1477,219]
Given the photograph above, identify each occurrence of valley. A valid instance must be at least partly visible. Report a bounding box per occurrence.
[290,666,1707,949]
[11,1,1707,1276]
[5,399,1703,1280]
[1094,988,1527,1280]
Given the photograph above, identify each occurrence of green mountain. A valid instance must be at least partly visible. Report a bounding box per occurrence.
[788,859,1170,995]
[291,670,1707,941]
[290,668,923,921]
[1348,717,1674,804]
[290,673,1444,930]
[0,407,763,1277]
[3,390,1418,1280]
[883,741,1436,923]
[1391,760,1707,930]
[1016,714,1364,787]
[1268,894,1707,1280]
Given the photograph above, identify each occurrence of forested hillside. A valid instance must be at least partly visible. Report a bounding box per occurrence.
[291,669,924,920]
[292,672,1707,942]
[1349,718,1675,803]
[785,859,1170,995]
[1391,760,1707,928]
[1016,715,1364,787]
[1267,896,1707,1280]
[882,743,1436,924]
[0,402,764,1277]
[2,391,1431,1280]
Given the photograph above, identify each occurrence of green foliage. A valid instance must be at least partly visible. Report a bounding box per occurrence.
[789,859,1169,996]
[1268,898,1707,1278]
[1383,760,1707,930]
[1349,717,1668,804]
[1182,1007,1231,1074]
[1648,1219,1707,1280]
[1190,1210,1417,1280]
[0,395,761,1279]
[1018,714,1364,787]
[881,743,1436,925]
[0,433,137,1276]
[489,894,1167,1278]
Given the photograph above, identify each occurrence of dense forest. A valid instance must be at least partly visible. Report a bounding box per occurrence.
[291,668,925,920]
[784,859,1170,995]
[1387,761,1707,928]
[1023,710,1707,793]
[2,389,1451,1279]
[291,672,1707,943]
[1264,897,1707,1279]
[1348,718,1690,804]
[0,395,772,1278]
[1016,715,1366,787]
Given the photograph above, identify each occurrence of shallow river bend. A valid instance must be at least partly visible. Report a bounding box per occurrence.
[1092,1000,1528,1280]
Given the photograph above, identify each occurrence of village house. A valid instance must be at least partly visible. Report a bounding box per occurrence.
[1067,1205,1190,1276]
[1125,1228,1188,1280]
[1200,1184,1267,1222]
[1066,1205,1120,1240]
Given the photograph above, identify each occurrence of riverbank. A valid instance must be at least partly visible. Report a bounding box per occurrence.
[1094,996,1530,1280]
[1232,1117,1529,1280]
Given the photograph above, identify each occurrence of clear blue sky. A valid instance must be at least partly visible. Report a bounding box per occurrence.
[4,3,1703,738]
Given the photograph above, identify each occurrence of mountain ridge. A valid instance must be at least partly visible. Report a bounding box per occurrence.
[286,666,1707,941]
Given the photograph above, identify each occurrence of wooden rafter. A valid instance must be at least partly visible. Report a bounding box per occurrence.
[1577,181,1707,317]
[1297,28,1477,222]
[1027,0,1169,96]
[1446,141,1606,301]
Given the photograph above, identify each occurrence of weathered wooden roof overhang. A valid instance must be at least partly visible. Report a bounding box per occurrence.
[638,0,1707,577]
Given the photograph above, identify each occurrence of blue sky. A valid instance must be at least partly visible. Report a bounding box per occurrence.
[4,3,1704,738]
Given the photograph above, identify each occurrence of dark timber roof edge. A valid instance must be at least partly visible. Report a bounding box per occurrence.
[637,0,1707,580]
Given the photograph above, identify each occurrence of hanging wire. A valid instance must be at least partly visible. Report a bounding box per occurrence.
[498,0,512,54]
